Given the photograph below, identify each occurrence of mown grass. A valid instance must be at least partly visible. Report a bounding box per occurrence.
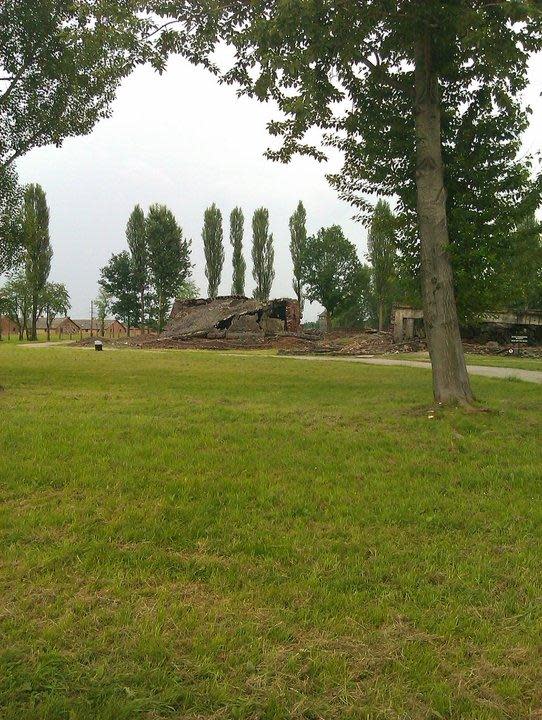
[0,334,70,345]
[1,345,541,720]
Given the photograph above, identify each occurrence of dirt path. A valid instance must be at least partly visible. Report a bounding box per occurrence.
[228,353,542,384]
[13,342,542,384]
[15,340,73,348]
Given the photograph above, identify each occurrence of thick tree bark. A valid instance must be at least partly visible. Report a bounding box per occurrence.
[414,32,474,405]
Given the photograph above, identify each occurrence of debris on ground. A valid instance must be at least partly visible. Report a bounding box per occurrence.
[278,331,425,356]
[71,325,542,357]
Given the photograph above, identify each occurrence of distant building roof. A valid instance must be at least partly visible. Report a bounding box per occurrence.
[35,317,68,330]
[71,318,117,330]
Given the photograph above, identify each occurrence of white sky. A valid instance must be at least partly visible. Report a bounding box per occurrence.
[15,53,542,322]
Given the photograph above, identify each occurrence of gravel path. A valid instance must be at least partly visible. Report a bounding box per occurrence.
[271,354,542,384]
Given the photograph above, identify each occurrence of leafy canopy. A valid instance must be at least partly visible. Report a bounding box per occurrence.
[126,205,148,294]
[301,225,363,319]
[0,270,32,333]
[100,250,140,329]
[202,203,224,298]
[0,166,23,274]
[146,203,191,329]
[163,1,542,318]
[289,201,307,312]
[367,199,397,328]
[251,207,274,301]
[42,282,70,325]
[229,207,246,296]
[0,0,177,169]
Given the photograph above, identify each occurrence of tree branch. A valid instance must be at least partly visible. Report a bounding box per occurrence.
[0,44,44,108]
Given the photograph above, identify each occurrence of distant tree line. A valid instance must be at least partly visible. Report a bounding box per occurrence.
[99,195,542,336]
[0,181,70,341]
[1,175,539,343]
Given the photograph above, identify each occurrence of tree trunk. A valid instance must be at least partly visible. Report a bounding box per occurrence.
[326,310,332,333]
[414,31,474,405]
[31,292,39,341]
[378,302,384,332]
[159,295,165,333]
[140,287,145,332]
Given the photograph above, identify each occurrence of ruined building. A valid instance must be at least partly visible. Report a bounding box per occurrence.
[163,296,300,340]
[391,304,542,344]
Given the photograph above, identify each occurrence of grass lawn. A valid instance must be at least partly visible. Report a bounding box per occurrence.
[0,334,71,345]
[1,345,541,720]
[388,350,542,372]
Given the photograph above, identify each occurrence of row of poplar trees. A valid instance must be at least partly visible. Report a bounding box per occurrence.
[203,202,308,310]
[202,204,275,302]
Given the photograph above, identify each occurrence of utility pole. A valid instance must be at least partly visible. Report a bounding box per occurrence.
[90,300,94,337]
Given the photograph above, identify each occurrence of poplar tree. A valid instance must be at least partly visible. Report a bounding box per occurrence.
[367,200,397,331]
[230,207,246,295]
[289,201,307,314]
[165,1,542,405]
[202,204,224,298]
[22,183,52,341]
[126,205,147,328]
[146,204,191,331]
[251,208,274,302]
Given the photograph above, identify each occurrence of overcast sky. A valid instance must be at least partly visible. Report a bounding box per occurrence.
[15,53,542,322]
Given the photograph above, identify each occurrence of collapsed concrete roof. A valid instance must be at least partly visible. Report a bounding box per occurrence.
[163,296,300,339]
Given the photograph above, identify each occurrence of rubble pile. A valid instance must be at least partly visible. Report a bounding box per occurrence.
[164,296,300,340]
[279,331,426,356]
[463,341,542,358]
[71,322,542,357]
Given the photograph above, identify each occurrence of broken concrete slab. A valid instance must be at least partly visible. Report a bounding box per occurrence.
[164,296,300,340]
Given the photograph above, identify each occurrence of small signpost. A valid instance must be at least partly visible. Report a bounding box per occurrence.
[510,335,528,356]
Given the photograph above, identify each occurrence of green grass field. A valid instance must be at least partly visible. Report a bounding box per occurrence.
[1,345,541,719]
[0,333,70,345]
